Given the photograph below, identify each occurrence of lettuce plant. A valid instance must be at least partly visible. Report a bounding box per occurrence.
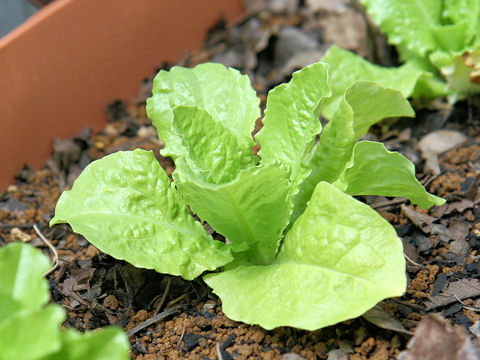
[51,62,444,330]
[0,242,129,360]
[321,0,480,119]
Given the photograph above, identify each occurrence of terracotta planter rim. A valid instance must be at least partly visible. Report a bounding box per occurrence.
[0,0,71,48]
[0,0,244,191]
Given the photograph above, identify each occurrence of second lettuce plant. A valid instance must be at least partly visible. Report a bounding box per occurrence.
[321,0,480,119]
[51,62,444,330]
[0,242,129,360]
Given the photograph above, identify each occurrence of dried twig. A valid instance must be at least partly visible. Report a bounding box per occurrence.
[126,305,183,336]
[33,224,59,277]
[0,223,35,229]
[167,292,192,307]
[154,277,172,316]
[452,293,480,312]
[176,314,188,351]
[391,298,425,312]
[371,198,407,209]
[216,342,224,360]
[421,169,446,187]
[469,161,480,173]
[64,290,120,315]
[404,253,426,269]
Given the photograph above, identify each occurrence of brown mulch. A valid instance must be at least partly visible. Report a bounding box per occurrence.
[2,1,480,359]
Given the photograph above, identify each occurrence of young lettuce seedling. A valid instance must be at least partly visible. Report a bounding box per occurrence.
[0,242,129,360]
[320,0,480,119]
[51,62,444,330]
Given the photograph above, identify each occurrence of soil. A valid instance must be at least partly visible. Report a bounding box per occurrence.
[2,1,480,359]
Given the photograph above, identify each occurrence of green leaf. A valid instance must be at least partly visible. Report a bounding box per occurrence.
[322,2,479,105]
[146,63,260,160]
[175,164,291,265]
[432,22,470,52]
[442,0,480,44]
[291,81,414,223]
[44,328,129,360]
[205,182,406,330]
[0,304,65,360]
[0,243,129,360]
[256,62,331,187]
[321,46,436,119]
[335,141,445,209]
[358,0,442,58]
[0,243,64,360]
[342,82,415,139]
[306,99,355,185]
[0,241,51,311]
[171,106,257,184]
[406,58,450,99]
[0,296,22,324]
[50,149,233,280]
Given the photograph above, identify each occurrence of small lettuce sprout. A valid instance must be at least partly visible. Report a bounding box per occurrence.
[321,0,480,119]
[0,242,129,360]
[51,62,444,330]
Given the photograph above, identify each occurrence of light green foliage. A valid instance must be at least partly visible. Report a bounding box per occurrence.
[52,62,443,330]
[146,63,259,163]
[334,141,445,209]
[256,62,331,188]
[171,106,257,184]
[175,164,291,265]
[42,328,129,360]
[0,241,51,311]
[205,182,406,330]
[321,0,480,112]
[50,149,233,280]
[321,47,435,120]
[0,243,63,360]
[360,0,442,58]
[0,243,128,360]
[291,81,415,223]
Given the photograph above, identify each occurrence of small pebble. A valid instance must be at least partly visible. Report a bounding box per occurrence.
[10,227,32,242]
[103,295,119,310]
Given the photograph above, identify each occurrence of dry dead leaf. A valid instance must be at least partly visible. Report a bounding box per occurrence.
[282,353,305,360]
[463,51,480,85]
[448,220,470,242]
[469,321,480,338]
[269,0,300,15]
[274,27,319,69]
[445,199,474,215]
[401,205,453,242]
[401,204,437,226]
[418,130,468,175]
[363,304,413,335]
[418,130,468,156]
[317,9,368,57]
[306,0,350,12]
[278,50,325,79]
[398,314,479,360]
[326,349,350,360]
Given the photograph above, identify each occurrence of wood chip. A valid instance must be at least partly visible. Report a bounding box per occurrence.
[425,279,480,310]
